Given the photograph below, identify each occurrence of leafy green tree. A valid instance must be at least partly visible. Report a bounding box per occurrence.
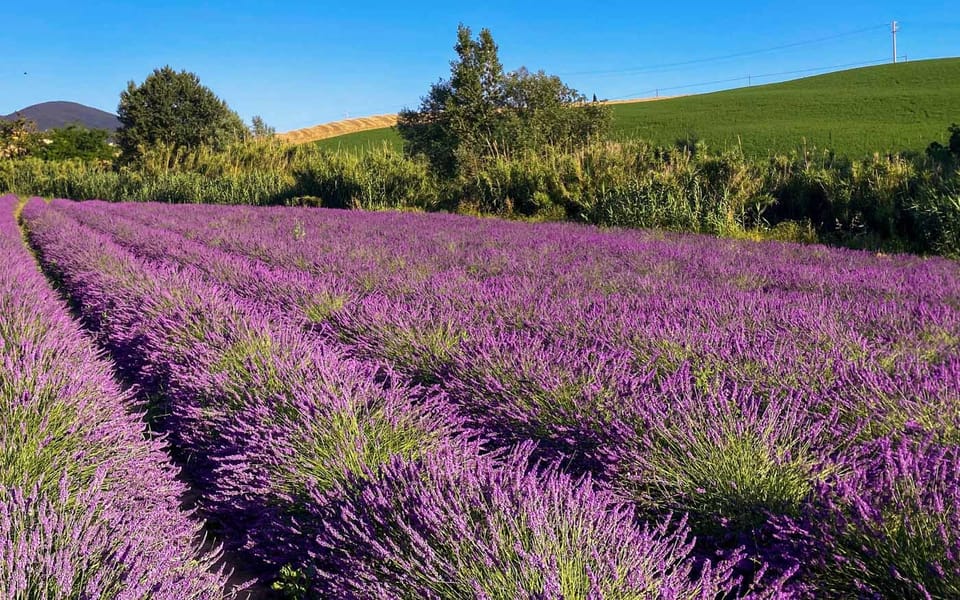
[35,125,115,161]
[398,25,609,176]
[250,115,276,139]
[398,25,506,175]
[116,66,246,162]
[501,68,609,150]
[950,123,960,156]
[926,124,960,165]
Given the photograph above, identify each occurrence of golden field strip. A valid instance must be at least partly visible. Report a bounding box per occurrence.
[278,97,675,145]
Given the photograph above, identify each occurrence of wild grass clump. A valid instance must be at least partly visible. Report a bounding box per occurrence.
[293,146,438,210]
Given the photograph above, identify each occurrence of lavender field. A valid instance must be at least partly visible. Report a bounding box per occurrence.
[0,194,226,596]
[5,195,960,598]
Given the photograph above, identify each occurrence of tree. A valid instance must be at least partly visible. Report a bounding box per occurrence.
[926,124,960,165]
[116,66,246,162]
[950,123,960,156]
[397,25,609,176]
[398,24,507,175]
[35,125,115,161]
[501,68,609,150]
[249,115,276,139]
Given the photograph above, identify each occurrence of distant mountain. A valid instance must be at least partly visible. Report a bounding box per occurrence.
[1,101,120,131]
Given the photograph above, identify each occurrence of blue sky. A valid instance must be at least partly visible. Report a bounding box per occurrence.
[2,1,957,131]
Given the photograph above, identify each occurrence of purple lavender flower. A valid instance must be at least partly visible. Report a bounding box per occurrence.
[21,196,960,598]
[776,434,960,598]
[1,195,226,597]
[310,442,750,599]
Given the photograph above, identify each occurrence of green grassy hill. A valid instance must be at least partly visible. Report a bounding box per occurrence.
[314,58,960,157]
[314,126,403,152]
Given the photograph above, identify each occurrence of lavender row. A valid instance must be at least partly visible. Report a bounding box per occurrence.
[21,201,756,598]
[0,195,226,598]
[74,200,960,597]
[94,200,960,306]
[55,201,637,473]
[21,200,455,586]
[85,200,959,435]
[61,200,959,486]
[82,201,960,437]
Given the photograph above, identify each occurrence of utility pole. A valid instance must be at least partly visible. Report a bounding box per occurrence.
[891,20,899,64]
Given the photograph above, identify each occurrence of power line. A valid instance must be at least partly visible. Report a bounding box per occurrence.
[609,55,910,100]
[561,23,889,78]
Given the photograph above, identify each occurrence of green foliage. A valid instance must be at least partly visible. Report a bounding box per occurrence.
[325,58,960,159]
[249,115,276,139]
[927,123,960,167]
[500,67,610,151]
[34,125,116,161]
[4,126,960,258]
[0,156,294,205]
[135,138,297,177]
[1,119,114,162]
[0,117,39,159]
[906,190,960,259]
[272,565,309,599]
[397,25,610,176]
[294,147,438,210]
[116,66,247,164]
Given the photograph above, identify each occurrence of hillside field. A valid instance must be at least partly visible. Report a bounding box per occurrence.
[306,58,960,157]
[313,125,403,152]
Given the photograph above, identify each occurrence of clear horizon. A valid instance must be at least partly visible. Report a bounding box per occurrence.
[2,0,957,131]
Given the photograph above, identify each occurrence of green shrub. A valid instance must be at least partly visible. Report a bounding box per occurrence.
[3,127,959,257]
[294,147,437,210]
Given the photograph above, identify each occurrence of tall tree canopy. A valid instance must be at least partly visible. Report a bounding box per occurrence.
[398,25,609,176]
[116,66,246,162]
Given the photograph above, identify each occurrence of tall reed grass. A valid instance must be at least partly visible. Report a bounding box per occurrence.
[2,137,958,256]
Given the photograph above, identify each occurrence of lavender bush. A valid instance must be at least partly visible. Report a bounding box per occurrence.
[0,195,226,598]
[0,474,223,599]
[312,443,751,599]
[612,377,844,537]
[778,433,960,598]
[20,200,471,584]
